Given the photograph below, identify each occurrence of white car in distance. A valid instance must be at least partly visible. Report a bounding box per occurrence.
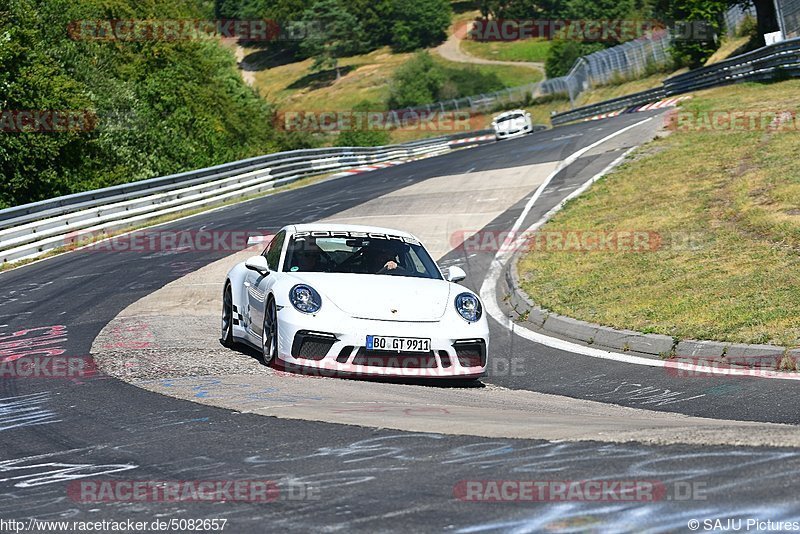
[492,109,533,140]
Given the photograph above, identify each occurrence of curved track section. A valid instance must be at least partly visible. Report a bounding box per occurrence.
[2,111,800,532]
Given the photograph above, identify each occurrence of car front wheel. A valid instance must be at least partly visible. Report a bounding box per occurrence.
[221,283,234,347]
[262,297,278,365]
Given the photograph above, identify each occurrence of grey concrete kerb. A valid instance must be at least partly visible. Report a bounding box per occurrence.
[502,250,795,368]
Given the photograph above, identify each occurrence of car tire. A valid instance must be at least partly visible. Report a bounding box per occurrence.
[261,297,278,366]
[220,283,235,347]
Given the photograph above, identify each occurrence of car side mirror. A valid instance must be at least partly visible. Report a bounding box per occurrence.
[447,266,467,283]
[245,255,270,274]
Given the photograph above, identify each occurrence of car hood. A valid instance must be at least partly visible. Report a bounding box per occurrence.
[495,118,526,131]
[285,273,452,321]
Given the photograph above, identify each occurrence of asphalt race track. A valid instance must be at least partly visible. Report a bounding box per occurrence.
[2,110,800,533]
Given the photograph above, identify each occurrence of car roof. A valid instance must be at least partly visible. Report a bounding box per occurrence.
[286,223,419,241]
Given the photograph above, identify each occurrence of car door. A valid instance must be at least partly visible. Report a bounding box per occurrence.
[245,230,285,338]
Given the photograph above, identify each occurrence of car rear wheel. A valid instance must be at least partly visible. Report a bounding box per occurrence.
[221,283,234,347]
[262,297,278,365]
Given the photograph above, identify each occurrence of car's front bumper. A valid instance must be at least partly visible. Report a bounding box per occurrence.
[275,307,489,378]
[495,124,531,139]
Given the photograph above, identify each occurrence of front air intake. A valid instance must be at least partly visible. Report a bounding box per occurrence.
[291,331,337,361]
[452,339,486,368]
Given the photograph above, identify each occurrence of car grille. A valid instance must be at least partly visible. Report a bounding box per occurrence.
[291,331,337,361]
[352,348,437,369]
[453,339,487,368]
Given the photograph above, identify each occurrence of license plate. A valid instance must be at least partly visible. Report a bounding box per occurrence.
[366,335,431,353]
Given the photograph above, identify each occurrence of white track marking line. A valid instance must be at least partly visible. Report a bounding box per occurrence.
[505,117,652,238]
[480,117,800,381]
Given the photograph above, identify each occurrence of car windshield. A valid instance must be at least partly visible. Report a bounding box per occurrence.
[283,232,442,279]
[497,113,524,123]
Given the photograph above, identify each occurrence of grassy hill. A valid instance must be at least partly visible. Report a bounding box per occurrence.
[243,46,543,114]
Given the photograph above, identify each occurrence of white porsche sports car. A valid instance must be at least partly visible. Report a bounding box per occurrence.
[492,109,533,140]
[221,224,489,379]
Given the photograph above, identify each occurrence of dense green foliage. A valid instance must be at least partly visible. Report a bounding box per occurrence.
[478,0,562,19]
[389,0,452,52]
[541,0,654,77]
[545,41,606,77]
[216,0,451,56]
[0,0,290,209]
[652,0,744,68]
[387,52,505,109]
[295,0,363,77]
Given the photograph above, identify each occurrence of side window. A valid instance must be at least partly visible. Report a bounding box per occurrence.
[264,231,286,271]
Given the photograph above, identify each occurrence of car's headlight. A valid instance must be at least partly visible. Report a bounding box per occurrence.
[290,284,322,314]
[455,292,482,322]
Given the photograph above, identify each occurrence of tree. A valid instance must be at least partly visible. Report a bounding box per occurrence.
[478,0,513,19]
[296,0,364,79]
[545,40,606,77]
[564,0,637,20]
[215,0,311,21]
[387,52,445,109]
[730,0,778,46]
[346,0,394,49]
[0,0,283,209]
[390,0,452,52]
[653,0,728,68]
[478,0,565,19]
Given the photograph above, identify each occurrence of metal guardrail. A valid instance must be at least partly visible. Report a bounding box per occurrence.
[402,30,673,117]
[549,87,667,125]
[663,36,800,93]
[550,36,800,125]
[0,130,493,265]
[412,5,752,116]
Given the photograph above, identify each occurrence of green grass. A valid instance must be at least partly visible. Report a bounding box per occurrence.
[516,80,800,348]
[704,35,752,65]
[246,44,542,146]
[251,47,413,112]
[461,38,551,63]
[248,45,542,115]
[432,55,543,86]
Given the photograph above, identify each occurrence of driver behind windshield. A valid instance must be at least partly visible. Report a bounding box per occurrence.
[365,240,404,274]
